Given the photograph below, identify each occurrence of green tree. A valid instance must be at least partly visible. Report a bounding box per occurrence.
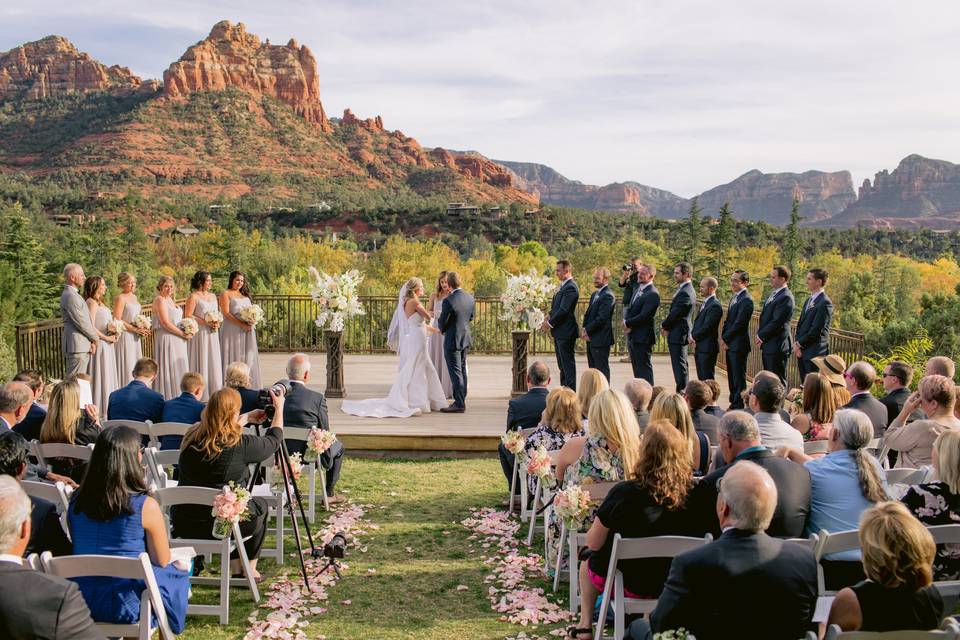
[781,197,803,277]
[678,198,708,273]
[708,202,735,278]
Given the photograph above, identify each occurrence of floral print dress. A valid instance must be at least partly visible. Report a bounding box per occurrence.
[523,425,585,495]
[902,482,960,579]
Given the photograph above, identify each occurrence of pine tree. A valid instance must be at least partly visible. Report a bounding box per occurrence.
[709,202,735,278]
[0,203,58,323]
[781,197,803,277]
[679,197,708,272]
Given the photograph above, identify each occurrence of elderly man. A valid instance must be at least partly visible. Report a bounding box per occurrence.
[60,263,99,379]
[0,383,75,487]
[841,361,888,439]
[0,476,101,639]
[499,361,551,496]
[281,353,343,503]
[10,369,46,442]
[749,373,803,450]
[628,461,818,640]
[925,356,956,380]
[623,378,652,430]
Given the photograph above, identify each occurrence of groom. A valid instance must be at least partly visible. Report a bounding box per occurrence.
[438,271,475,413]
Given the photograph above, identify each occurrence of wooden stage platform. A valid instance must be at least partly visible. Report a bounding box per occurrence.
[260,354,725,453]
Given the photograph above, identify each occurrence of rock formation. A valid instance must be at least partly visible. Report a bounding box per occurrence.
[163,20,330,130]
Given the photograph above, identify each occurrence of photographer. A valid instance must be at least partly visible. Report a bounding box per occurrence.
[617,257,642,362]
[172,386,284,580]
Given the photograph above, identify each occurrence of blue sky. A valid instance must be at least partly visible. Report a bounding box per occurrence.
[2,1,958,197]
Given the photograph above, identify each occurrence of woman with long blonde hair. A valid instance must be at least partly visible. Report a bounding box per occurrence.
[791,372,838,441]
[152,275,190,399]
[523,388,584,495]
[651,392,709,475]
[577,368,609,423]
[40,379,102,481]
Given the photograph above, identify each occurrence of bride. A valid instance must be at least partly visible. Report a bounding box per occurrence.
[341,277,448,418]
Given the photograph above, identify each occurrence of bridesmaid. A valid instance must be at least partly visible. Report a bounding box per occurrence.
[152,276,191,400]
[112,272,149,386]
[83,276,119,417]
[427,270,453,399]
[184,271,223,400]
[219,270,261,388]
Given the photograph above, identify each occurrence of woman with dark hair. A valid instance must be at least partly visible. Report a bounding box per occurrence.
[82,275,118,417]
[426,270,453,398]
[219,270,261,388]
[184,270,223,400]
[152,275,191,399]
[68,426,190,633]
[172,387,284,578]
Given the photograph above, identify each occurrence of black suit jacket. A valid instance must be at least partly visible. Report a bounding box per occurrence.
[282,381,329,430]
[438,288,475,350]
[691,409,720,445]
[12,402,46,442]
[237,386,260,414]
[757,287,795,355]
[26,495,71,557]
[691,296,722,354]
[880,387,924,428]
[548,279,580,341]
[0,561,102,639]
[794,292,834,359]
[721,291,754,353]
[624,284,661,345]
[506,387,549,432]
[582,285,615,347]
[661,281,695,345]
[843,392,889,439]
[650,529,818,640]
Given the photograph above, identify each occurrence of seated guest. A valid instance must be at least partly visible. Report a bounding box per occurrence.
[750,373,803,450]
[173,387,283,579]
[159,372,206,450]
[703,379,725,419]
[791,372,838,441]
[0,431,71,556]
[68,426,189,633]
[499,361,550,496]
[623,378,652,431]
[0,476,101,640]
[225,360,260,414]
[577,368,609,424]
[688,411,810,539]
[523,387,584,495]
[648,385,665,412]
[11,369,47,441]
[813,353,851,404]
[627,461,818,640]
[902,429,960,580]
[842,361,888,438]
[778,409,887,590]
[685,379,720,445]
[0,382,33,433]
[747,370,794,424]
[926,356,956,380]
[107,357,164,423]
[40,379,102,483]
[885,374,960,468]
[652,392,709,475]
[568,422,695,640]
[881,360,924,426]
[282,353,344,503]
[827,501,943,633]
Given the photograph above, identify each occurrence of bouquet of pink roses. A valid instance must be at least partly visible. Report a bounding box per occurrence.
[553,484,591,528]
[526,445,554,488]
[304,428,337,463]
[211,481,251,539]
[501,430,526,458]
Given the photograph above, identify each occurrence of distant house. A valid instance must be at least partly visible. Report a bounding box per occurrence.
[174,224,200,237]
[523,208,541,215]
[446,202,480,216]
[308,201,332,212]
[484,206,503,220]
[49,212,96,227]
[208,204,231,212]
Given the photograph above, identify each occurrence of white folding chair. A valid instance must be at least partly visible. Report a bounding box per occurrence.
[25,553,41,571]
[823,619,960,639]
[143,447,180,489]
[103,419,154,445]
[866,437,882,458]
[255,455,287,566]
[552,481,618,594]
[526,449,564,546]
[804,439,831,455]
[878,442,893,469]
[148,422,193,450]
[813,527,861,623]
[786,533,820,551]
[707,445,720,473]
[886,467,926,485]
[926,524,960,597]
[40,551,174,640]
[594,533,713,640]
[21,480,73,541]
[510,427,539,520]
[283,426,329,520]
[155,486,260,624]
[31,441,93,471]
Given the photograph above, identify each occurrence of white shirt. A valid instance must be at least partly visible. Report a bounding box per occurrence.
[804,290,823,311]
[0,554,23,566]
[631,283,651,305]
[700,293,717,311]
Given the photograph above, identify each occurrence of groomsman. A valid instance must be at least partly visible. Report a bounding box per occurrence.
[582,267,616,381]
[690,276,722,381]
[756,265,796,383]
[60,263,99,379]
[623,264,660,384]
[661,263,696,392]
[543,260,579,390]
[793,268,833,380]
[721,270,754,409]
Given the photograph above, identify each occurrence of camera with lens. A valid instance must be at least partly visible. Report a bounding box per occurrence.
[323,532,347,559]
[257,380,293,419]
[622,263,633,272]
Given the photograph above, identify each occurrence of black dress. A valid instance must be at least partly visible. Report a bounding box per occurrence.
[45,414,101,483]
[171,426,282,560]
[850,580,943,632]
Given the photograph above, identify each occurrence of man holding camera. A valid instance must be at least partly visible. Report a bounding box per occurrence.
[617,257,642,363]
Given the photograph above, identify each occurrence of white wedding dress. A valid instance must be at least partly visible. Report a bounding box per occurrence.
[341,312,447,418]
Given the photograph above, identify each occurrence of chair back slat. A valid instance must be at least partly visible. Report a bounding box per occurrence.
[803,440,830,455]
[35,442,93,461]
[156,486,221,509]
[582,481,618,502]
[149,422,193,438]
[786,534,820,551]
[927,524,960,545]
[102,419,152,439]
[816,529,860,559]
[886,467,926,485]
[42,551,149,581]
[610,533,713,560]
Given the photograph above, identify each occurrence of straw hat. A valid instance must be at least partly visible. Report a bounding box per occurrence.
[811,354,847,386]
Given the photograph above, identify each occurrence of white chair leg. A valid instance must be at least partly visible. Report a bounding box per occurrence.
[319,465,329,511]
[570,533,580,613]
[553,522,566,591]
[613,572,625,640]
[219,538,230,625]
[526,479,542,546]
[307,463,316,523]
[509,457,519,512]
[276,494,285,566]
[520,470,530,522]
[233,522,261,603]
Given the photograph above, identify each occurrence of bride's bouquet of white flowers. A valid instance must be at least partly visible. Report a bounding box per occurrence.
[308,267,365,333]
[498,270,555,330]
[237,304,264,327]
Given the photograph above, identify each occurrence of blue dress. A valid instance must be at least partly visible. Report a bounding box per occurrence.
[68,493,190,633]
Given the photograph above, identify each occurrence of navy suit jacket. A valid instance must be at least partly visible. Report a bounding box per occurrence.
[107,380,165,423]
[548,279,580,341]
[438,288,475,350]
[25,495,71,557]
[582,285,615,347]
[661,281,695,345]
[794,292,833,359]
[722,291,754,353]
[624,283,661,345]
[691,296,723,354]
[757,287,795,355]
[506,387,549,432]
[162,393,205,424]
[237,386,261,414]
[12,402,46,442]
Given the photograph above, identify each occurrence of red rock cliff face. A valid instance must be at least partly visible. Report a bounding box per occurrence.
[163,20,330,131]
[0,35,156,100]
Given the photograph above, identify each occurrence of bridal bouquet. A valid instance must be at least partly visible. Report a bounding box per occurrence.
[526,445,555,488]
[211,481,251,539]
[237,304,265,327]
[106,318,126,335]
[501,430,527,461]
[304,428,337,463]
[499,270,555,330]
[179,317,198,339]
[132,313,151,332]
[204,309,224,331]
[553,485,592,529]
[308,267,365,333]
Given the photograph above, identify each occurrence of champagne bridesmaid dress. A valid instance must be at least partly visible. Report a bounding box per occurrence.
[219,296,262,388]
[153,301,189,400]
[189,295,224,400]
[87,305,119,417]
[115,299,143,387]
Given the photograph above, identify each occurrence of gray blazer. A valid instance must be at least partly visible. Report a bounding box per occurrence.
[60,285,98,354]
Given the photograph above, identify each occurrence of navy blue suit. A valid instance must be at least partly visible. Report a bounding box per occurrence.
[12,402,46,442]
[794,291,833,379]
[438,288,475,408]
[107,380,165,423]
[624,283,661,384]
[757,287,796,383]
[721,290,754,409]
[661,281,695,391]
[498,387,550,491]
[692,295,723,381]
[160,392,206,449]
[548,279,580,390]
[237,386,261,414]
[582,284,615,381]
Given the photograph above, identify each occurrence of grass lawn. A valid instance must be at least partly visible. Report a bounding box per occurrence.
[178,456,570,640]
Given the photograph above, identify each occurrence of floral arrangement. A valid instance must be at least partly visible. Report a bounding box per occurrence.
[270,452,303,493]
[308,267,365,333]
[237,304,265,326]
[204,309,224,331]
[501,430,526,459]
[106,318,126,335]
[525,445,554,488]
[211,481,251,539]
[654,630,693,640]
[304,428,337,463]
[132,314,151,332]
[498,270,555,330]
[553,485,592,528]
[179,317,198,338]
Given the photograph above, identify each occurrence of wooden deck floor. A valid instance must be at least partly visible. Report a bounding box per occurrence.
[260,353,726,452]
